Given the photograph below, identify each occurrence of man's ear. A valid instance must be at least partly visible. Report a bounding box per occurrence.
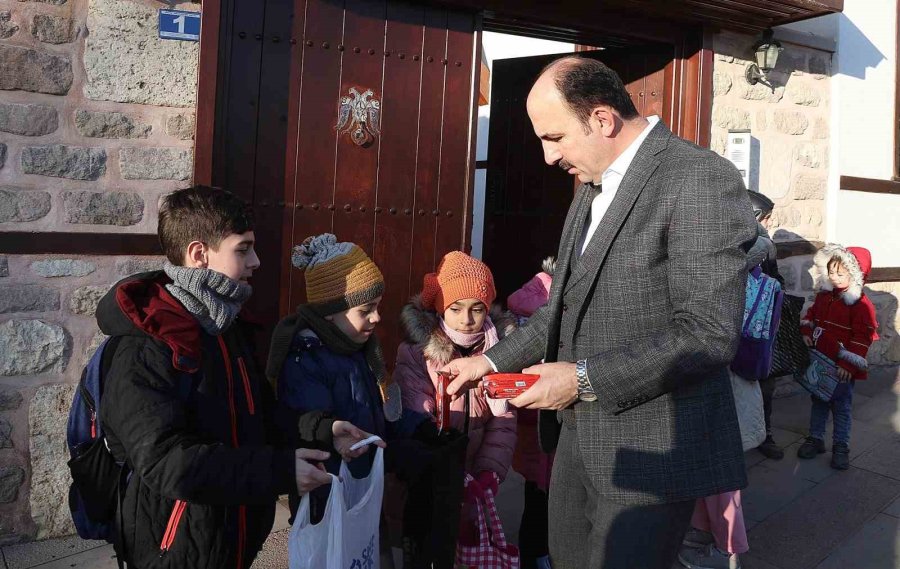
[591,107,618,137]
[184,241,208,269]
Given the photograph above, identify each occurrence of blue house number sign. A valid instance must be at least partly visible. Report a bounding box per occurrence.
[159,9,201,42]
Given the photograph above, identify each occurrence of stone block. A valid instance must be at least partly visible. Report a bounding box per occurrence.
[793,175,826,200]
[31,13,75,44]
[738,82,784,103]
[712,71,732,96]
[788,83,822,107]
[755,110,767,131]
[84,0,199,107]
[69,285,107,316]
[116,256,165,276]
[0,11,20,39]
[773,110,809,135]
[120,147,192,180]
[0,417,11,449]
[0,102,58,136]
[0,188,52,222]
[710,129,727,156]
[813,116,829,139]
[0,284,60,313]
[794,142,825,168]
[0,390,23,410]
[748,468,900,569]
[0,256,7,277]
[31,259,97,278]
[18,0,68,4]
[0,143,6,168]
[0,44,73,95]
[22,144,106,180]
[712,106,751,130]
[0,466,25,503]
[29,383,76,537]
[0,319,68,375]
[817,514,900,569]
[63,190,143,226]
[788,85,822,107]
[83,329,106,365]
[166,113,195,140]
[742,461,817,523]
[760,141,794,200]
[75,109,151,139]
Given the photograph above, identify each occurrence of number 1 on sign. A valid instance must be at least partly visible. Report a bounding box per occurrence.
[173,14,186,34]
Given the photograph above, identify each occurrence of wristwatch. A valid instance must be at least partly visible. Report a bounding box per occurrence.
[575,359,597,402]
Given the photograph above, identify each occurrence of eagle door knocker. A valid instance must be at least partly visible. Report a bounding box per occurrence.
[336,87,381,147]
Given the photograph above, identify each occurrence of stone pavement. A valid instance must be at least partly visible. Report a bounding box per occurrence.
[3,366,898,569]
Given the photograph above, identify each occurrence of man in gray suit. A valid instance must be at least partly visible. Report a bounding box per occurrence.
[444,56,756,568]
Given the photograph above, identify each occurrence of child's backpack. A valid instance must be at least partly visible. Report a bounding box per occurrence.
[66,336,127,542]
[731,265,784,381]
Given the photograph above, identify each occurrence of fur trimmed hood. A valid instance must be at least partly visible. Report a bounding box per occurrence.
[400,294,517,366]
[813,244,872,305]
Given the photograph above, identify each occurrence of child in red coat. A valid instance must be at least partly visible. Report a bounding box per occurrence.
[797,244,878,470]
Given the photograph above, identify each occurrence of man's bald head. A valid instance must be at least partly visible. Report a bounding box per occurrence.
[530,56,639,133]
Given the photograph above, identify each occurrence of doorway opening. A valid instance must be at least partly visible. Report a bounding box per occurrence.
[473,29,676,300]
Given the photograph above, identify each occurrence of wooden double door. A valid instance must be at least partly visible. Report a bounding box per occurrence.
[204,0,704,362]
[210,0,479,359]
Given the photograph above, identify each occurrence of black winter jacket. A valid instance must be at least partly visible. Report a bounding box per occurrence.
[97,272,329,569]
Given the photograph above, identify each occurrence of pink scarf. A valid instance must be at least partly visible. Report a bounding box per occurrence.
[440,316,500,351]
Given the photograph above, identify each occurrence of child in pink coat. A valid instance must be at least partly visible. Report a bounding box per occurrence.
[394,251,517,509]
[507,258,555,569]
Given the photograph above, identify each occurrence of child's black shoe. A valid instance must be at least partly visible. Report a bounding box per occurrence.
[797,436,825,459]
[757,436,784,460]
[831,442,850,470]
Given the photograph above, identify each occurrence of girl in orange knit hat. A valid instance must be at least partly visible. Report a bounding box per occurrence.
[393,251,518,544]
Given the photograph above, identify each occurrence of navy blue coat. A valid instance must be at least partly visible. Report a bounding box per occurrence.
[278,333,386,477]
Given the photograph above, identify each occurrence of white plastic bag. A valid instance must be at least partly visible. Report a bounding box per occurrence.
[729,369,767,452]
[289,447,384,569]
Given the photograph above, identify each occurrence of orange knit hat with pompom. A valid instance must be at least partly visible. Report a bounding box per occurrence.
[421,251,496,313]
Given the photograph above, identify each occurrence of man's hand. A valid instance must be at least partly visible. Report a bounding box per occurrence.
[803,336,814,347]
[508,362,578,410]
[295,448,332,494]
[332,420,386,462]
[442,355,494,398]
[836,367,853,381]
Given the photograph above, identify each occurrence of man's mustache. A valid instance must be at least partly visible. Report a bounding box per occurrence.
[559,160,573,171]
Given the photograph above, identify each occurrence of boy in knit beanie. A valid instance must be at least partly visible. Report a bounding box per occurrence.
[93,187,370,569]
[394,251,518,549]
[267,233,395,522]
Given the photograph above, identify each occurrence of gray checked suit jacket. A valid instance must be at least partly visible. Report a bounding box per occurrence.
[485,121,757,505]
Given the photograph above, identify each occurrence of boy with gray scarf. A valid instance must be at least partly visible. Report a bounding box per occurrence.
[95,186,376,568]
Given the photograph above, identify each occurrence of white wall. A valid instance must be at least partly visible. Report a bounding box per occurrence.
[470,33,574,259]
[831,0,900,265]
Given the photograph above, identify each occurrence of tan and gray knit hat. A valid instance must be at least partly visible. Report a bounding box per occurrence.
[292,233,384,315]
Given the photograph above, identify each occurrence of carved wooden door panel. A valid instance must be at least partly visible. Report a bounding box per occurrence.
[282,0,478,362]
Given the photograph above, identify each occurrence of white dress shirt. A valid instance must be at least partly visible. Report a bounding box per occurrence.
[578,115,660,255]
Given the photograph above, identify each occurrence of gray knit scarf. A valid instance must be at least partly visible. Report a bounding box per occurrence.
[163,262,252,335]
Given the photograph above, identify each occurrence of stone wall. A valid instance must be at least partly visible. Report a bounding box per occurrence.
[0,0,197,542]
[712,30,900,367]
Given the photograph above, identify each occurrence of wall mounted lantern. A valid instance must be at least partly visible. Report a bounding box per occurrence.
[745,29,783,92]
